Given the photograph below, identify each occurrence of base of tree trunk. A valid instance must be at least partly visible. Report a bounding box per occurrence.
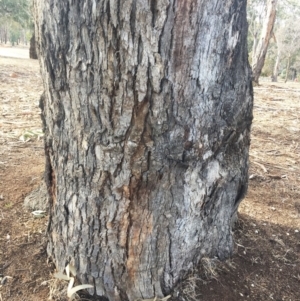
[24,180,48,211]
[271,76,277,82]
[29,33,38,60]
[34,0,253,300]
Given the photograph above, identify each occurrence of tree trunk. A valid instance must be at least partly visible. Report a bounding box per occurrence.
[272,48,280,82]
[4,25,7,44]
[34,0,253,300]
[285,54,291,83]
[29,32,38,59]
[251,31,258,65]
[252,0,277,84]
[3,28,7,43]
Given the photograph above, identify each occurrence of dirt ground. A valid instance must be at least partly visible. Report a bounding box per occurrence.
[0,49,299,301]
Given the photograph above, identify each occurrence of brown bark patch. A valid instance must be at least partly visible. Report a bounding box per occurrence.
[126,209,153,281]
[173,0,194,72]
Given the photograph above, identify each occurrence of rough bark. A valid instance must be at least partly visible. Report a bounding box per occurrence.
[34,1,253,300]
[24,180,48,211]
[252,0,277,84]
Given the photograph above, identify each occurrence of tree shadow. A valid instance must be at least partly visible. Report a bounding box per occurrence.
[172,213,300,301]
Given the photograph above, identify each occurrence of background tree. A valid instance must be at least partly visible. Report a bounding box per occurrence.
[0,0,32,45]
[272,2,300,82]
[247,0,267,65]
[34,0,253,300]
[251,0,277,84]
[248,0,300,82]
[29,31,37,59]
[280,21,300,83]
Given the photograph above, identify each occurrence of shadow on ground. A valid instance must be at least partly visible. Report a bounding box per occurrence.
[172,213,300,301]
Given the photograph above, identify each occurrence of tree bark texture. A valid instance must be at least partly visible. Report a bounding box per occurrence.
[251,0,277,84]
[34,1,253,300]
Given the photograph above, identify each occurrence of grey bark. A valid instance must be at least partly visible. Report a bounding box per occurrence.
[24,180,49,211]
[34,1,253,300]
[252,0,277,84]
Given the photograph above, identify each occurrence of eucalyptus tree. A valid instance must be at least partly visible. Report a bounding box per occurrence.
[0,0,31,44]
[34,0,253,300]
[272,0,300,81]
[278,20,300,82]
[247,0,267,63]
[250,0,277,84]
[0,0,30,23]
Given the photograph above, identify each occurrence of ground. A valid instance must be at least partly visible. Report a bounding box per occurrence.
[0,47,299,301]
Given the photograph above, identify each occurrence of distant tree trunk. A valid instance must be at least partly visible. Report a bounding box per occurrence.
[4,28,7,43]
[272,48,280,82]
[29,33,38,59]
[252,0,277,84]
[290,68,297,81]
[34,0,253,300]
[251,32,259,64]
[285,54,291,83]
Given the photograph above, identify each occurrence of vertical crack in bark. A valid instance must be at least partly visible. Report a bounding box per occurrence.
[129,1,136,43]
[137,35,143,64]
[158,1,172,57]
[106,1,111,27]
[125,176,135,282]
[39,94,56,235]
[116,0,121,26]
[167,226,173,272]
[150,0,157,28]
